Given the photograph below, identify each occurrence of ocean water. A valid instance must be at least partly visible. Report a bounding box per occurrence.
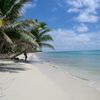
[36,50,100,91]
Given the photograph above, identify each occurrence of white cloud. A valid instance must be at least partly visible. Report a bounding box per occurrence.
[68,8,80,13]
[57,0,64,7]
[75,23,88,32]
[76,12,99,23]
[22,0,38,14]
[50,0,100,51]
[51,29,100,51]
[65,0,100,23]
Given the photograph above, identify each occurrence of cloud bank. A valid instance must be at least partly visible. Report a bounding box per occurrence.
[49,0,100,51]
[51,29,100,51]
[66,0,100,23]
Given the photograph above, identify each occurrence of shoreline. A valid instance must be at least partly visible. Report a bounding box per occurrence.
[44,60,100,93]
[0,56,100,100]
[37,56,100,93]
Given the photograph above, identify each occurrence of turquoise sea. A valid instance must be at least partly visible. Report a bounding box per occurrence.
[36,50,100,91]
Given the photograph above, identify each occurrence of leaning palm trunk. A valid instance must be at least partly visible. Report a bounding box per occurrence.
[2,31,13,45]
[0,0,34,59]
[0,28,14,53]
[10,50,25,59]
[10,41,38,60]
[0,42,4,53]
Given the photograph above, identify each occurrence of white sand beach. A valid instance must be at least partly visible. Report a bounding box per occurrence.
[0,55,100,100]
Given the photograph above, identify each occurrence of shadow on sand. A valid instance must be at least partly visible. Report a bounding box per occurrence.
[0,62,28,73]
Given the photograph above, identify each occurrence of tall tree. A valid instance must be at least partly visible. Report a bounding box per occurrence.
[0,0,40,61]
[31,21,54,51]
[0,0,32,53]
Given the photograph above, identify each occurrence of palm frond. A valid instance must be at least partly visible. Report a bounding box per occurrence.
[6,0,32,21]
[39,22,47,29]
[0,0,32,21]
[1,31,13,44]
[4,27,21,40]
[0,0,15,16]
[24,19,39,28]
[38,29,51,38]
[30,20,54,50]
[39,35,53,42]
[0,19,3,27]
[39,43,54,50]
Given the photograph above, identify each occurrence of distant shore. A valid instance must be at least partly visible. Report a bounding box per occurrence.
[0,54,100,100]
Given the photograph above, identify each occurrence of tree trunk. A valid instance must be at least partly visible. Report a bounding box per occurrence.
[23,50,27,61]
[2,31,13,45]
[0,42,4,53]
[10,50,25,59]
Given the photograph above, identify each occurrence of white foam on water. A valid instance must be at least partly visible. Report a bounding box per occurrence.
[30,53,41,62]
[88,81,100,92]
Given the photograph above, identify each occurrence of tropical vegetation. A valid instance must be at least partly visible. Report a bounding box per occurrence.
[0,0,54,61]
[31,20,54,51]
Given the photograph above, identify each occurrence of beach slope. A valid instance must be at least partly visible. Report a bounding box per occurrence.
[0,60,100,100]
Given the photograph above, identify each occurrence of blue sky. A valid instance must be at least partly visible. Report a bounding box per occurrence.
[23,0,100,51]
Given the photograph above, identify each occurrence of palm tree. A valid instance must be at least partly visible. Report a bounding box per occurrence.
[6,19,39,60]
[31,21,54,51]
[0,0,54,60]
[1,18,39,60]
[0,0,32,53]
[0,0,38,60]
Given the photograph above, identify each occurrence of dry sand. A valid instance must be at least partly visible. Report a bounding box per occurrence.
[0,56,100,100]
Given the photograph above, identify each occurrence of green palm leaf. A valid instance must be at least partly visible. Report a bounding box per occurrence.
[38,29,51,38]
[1,31,13,44]
[0,0,32,21]
[39,43,54,50]
[31,20,54,51]
[39,35,53,42]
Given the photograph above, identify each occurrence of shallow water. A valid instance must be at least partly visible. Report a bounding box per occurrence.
[36,50,100,92]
